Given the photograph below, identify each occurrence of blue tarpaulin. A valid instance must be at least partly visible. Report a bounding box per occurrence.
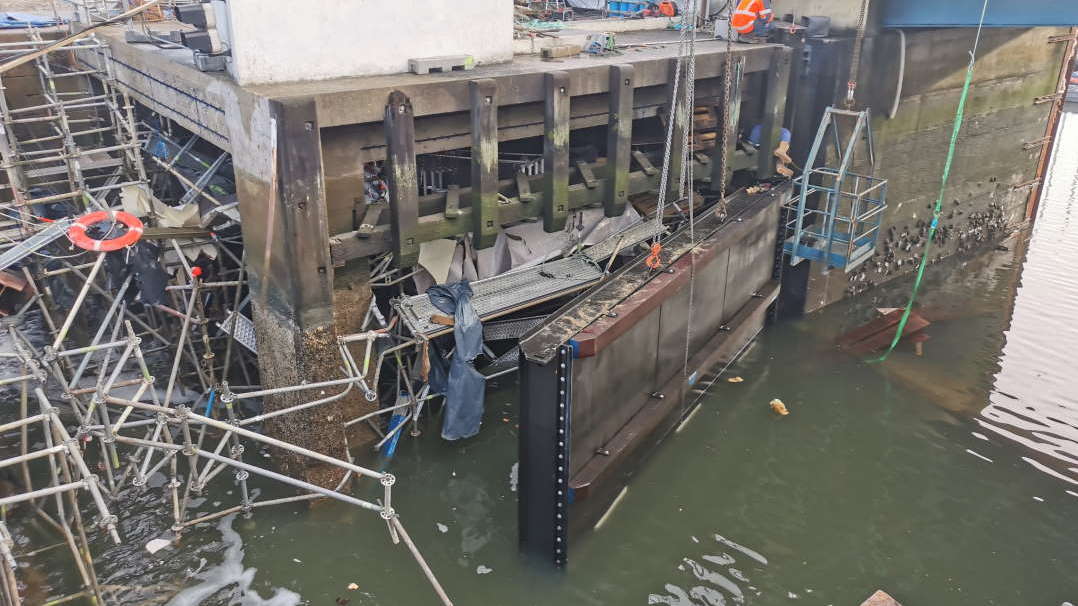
[1,12,64,29]
[426,281,486,441]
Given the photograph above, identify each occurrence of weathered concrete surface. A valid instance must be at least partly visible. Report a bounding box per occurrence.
[800,27,1070,312]
[333,261,379,448]
[225,93,351,488]
[225,0,513,85]
[80,25,234,152]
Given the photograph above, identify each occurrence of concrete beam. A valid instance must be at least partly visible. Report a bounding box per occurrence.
[257,43,779,128]
[757,46,792,178]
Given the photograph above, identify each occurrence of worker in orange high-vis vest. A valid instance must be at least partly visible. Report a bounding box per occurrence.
[730,0,773,37]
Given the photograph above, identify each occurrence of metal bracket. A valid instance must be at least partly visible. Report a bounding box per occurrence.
[631,150,658,176]
[576,161,598,189]
[357,202,385,238]
[1034,93,1062,105]
[444,185,462,219]
[516,172,537,203]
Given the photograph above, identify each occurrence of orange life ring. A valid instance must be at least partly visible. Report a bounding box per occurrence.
[67,210,144,252]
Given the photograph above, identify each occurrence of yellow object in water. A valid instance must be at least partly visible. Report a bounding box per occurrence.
[727,376,744,383]
[770,399,789,416]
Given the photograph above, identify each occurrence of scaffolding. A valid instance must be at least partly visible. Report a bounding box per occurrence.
[0,24,454,606]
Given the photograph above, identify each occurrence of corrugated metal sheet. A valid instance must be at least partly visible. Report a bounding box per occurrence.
[882,0,1078,27]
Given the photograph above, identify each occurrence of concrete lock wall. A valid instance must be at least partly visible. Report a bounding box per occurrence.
[771,0,872,30]
[800,26,1070,311]
[225,0,514,85]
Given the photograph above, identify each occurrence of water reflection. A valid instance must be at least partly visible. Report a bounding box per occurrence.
[980,107,1078,487]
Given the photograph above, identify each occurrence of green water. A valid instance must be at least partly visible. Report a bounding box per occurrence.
[178,189,1077,605]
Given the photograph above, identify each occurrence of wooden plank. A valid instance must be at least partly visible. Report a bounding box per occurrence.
[835,309,930,354]
[605,64,634,217]
[543,71,570,232]
[384,90,420,267]
[470,79,500,248]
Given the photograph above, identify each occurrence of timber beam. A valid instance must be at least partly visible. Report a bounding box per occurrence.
[605,64,634,218]
[329,152,754,265]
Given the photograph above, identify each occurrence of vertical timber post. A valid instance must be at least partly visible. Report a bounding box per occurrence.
[605,65,634,218]
[665,58,688,202]
[757,46,792,179]
[232,97,349,489]
[519,345,573,567]
[470,79,500,248]
[710,55,744,193]
[543,71,570,232]
[385,90,420,268]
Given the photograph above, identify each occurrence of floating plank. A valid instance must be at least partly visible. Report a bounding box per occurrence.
[835,309,930,354]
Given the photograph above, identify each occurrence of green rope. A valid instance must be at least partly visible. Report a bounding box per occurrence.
[871,0,990,363]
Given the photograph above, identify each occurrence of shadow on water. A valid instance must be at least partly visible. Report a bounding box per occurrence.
[6,115,1078,606]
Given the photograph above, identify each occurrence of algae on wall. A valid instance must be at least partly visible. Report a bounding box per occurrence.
[800,26,1070,312]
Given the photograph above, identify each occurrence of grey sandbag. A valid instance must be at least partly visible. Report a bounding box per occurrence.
[426,281,486,440]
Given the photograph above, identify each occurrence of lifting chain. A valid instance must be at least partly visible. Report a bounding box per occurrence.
[845,0,872,108]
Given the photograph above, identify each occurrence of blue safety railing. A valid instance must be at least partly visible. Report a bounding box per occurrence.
[782,107,888,273]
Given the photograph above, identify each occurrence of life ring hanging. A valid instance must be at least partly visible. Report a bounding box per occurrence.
[67,211,144,252]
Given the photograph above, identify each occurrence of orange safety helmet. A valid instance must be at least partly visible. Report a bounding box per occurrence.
[730,0,773,35]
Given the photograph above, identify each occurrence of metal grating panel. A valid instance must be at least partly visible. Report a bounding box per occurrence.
[480,346,521,378]
[217,310,258,354]
[483,315,547,341]
[0,219,75,272]
[396,257,604,337]
[583,220,667,262]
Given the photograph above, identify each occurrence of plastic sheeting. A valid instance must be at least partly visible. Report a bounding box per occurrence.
[426,281,486,441]
[565,0,605,9]
[478,206,641,278]
[0,13,63,29]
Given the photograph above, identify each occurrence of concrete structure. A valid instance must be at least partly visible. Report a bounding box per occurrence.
[776,23,1074,313]
[224,0,514,84]
[64,19,792,492]
[7,0,1070,571]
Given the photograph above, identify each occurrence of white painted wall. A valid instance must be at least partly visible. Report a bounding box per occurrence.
[771,0,865,30]
[225,0,514,85]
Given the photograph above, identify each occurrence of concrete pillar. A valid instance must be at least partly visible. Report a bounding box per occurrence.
[231,96,350,489]
[385,91,420,268]
[543,71,570,233]
[710,55,744,193]
[605,65,634,218]
[757,46,792,178]
[664,58,689,202]
[470,79,500,249]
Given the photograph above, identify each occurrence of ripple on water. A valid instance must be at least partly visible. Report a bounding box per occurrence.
[979,109,1078,487]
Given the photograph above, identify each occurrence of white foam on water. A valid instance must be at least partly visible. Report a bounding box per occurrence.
[166,514,301,606]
